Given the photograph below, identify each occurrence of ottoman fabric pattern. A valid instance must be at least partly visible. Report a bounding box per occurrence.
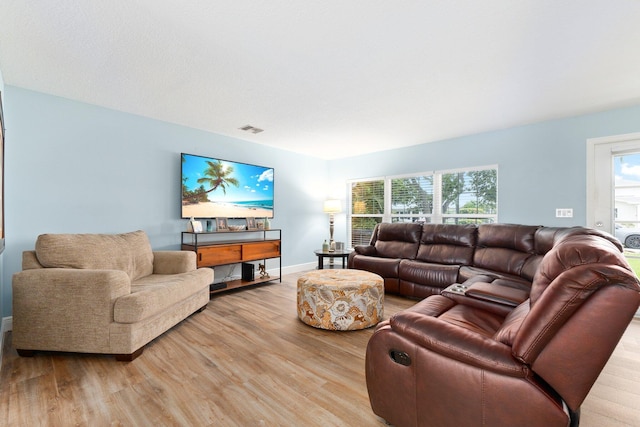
[297,269,384,330]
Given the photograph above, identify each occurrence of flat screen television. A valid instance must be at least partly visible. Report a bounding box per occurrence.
[181,153,274,219]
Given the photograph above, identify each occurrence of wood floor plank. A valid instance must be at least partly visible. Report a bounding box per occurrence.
[1,272,638,426]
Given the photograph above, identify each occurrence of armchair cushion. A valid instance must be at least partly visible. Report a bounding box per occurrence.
[35,230,154,281]
[115,269,212,323]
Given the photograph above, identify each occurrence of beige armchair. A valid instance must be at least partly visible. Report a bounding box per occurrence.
[12,230,213,361]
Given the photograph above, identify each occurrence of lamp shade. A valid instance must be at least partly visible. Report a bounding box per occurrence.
[323,199,342,213]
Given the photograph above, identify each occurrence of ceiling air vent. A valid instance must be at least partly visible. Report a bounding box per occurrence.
[239,125,264,134]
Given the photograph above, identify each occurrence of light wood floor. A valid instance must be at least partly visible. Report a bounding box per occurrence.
[1,272,639,426]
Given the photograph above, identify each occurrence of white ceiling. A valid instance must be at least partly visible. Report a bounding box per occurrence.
[1,1,640,160]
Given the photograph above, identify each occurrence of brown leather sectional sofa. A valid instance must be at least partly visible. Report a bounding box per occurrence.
[348,223,614,301]
[350,223,640,427]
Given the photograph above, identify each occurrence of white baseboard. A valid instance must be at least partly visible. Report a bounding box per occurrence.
[280,262,315,275]
[1,316,12,333]
[0,316,13,372]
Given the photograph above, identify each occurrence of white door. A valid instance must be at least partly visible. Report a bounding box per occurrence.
[587,132,640,235]
[587,133,640,317]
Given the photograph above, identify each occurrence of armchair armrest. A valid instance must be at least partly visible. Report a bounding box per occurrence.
[13,268,131,304]
[152,251,197,274]
[12,268,131,352]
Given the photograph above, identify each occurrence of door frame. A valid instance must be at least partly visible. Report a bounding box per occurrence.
[587,132,640,233]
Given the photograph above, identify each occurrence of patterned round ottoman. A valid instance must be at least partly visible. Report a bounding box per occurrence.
[297,269,384,331]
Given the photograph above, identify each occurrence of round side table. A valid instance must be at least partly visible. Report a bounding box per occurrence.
[314,249,353,269]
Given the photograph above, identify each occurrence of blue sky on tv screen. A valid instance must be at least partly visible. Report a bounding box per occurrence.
[182,154,273,203]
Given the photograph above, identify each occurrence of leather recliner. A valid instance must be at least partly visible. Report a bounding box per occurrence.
[365,232,640,427]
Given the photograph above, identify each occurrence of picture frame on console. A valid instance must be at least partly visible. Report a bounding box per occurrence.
[216,218,229,231]
[187,218,203,233]
[246,217,257,230]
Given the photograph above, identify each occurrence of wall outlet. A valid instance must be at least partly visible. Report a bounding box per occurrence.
[556,208,573,218]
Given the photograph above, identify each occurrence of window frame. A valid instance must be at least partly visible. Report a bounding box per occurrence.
[347,165,498,247]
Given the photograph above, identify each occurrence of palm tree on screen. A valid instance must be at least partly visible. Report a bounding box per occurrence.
[196,160,240,196]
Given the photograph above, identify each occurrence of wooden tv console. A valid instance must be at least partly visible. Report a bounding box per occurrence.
[181,229,281,294]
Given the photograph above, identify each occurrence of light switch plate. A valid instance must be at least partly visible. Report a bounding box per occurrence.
[556,208,573,218]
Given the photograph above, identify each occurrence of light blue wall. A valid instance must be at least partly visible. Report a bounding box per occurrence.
[2,86,330,315]
[330,104,640,231]
[0,68,4,322]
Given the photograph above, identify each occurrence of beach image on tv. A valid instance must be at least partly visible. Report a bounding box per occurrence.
[181,153,274,218]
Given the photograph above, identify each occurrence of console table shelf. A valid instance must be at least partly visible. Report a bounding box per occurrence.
[181,229,281,295]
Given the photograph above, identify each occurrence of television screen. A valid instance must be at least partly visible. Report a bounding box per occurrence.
[181,153,274,219]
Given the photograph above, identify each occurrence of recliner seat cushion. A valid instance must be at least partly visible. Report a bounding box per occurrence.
[114,271,210,323]
[350,255,401,279]
[399,259,460,288]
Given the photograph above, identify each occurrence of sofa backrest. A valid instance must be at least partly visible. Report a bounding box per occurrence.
[416,224,477,265]
[508,233,640,409]
[472,224,540,277]
[372,223,422,259]
[521,226,624,282]
[34,230,154,281]
[518,226,563,281]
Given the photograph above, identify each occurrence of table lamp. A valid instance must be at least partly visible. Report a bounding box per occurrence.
[323,199,342,252]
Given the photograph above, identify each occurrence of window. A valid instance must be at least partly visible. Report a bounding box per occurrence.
[348,166,497,247]
[350,179,384,246]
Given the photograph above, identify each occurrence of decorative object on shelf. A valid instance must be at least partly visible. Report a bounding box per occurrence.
[187,217,203,232]
[322,239,329,252]
[258,263,270,278]
[206,220,213,232]
[264,217,271,230]
[335,241,345,251]
[241,262,255,281]
[228,225,246,231]
[323,199,342,252]
[216,218,228,231]
[257,219,265,229]
[246,217,257,230]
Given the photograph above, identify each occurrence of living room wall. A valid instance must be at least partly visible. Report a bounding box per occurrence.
[1,86,330,315]
[329,103,640,227]
[0,68,4,325]
[3,84,640,319]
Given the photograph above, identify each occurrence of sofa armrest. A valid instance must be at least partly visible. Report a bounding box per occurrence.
[152,251,197,274]
[441,282,529,317]
[354,245,376,256]
[465,282,529,307]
